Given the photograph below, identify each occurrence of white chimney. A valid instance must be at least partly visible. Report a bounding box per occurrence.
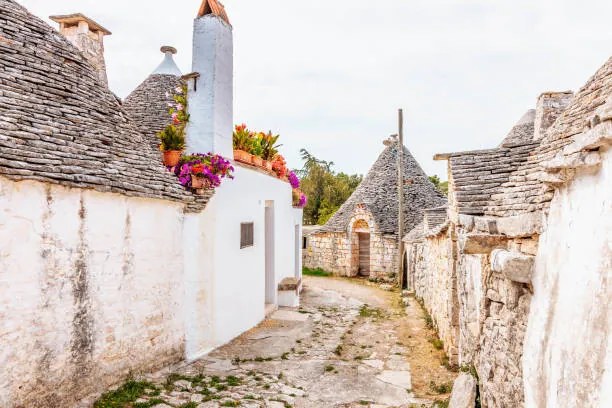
[184,0,233,157]
[50,13,111,87]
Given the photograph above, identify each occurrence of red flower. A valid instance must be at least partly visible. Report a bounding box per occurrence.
[192,164,204,175]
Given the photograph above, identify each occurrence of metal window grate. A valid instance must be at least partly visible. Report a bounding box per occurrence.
[240,222,254,248]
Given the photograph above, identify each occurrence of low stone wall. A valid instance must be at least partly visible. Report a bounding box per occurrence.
[304,230,398,278]
[407,231,459,364]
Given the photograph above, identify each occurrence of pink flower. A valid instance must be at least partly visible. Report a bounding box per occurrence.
[177,103,184,111]
[175,86,183,94]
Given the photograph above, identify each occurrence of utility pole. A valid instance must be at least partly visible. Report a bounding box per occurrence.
[397,109,405,289]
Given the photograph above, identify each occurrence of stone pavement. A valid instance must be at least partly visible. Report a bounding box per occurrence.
[91,277,440,407]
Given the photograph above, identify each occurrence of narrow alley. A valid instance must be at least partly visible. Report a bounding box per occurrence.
[89,277,456,408]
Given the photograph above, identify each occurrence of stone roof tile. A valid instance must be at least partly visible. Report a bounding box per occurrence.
[0,0,210,212]
[324,142,447,235]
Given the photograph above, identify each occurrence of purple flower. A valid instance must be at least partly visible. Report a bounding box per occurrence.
[298,192,307,208]
[288,171,300,189]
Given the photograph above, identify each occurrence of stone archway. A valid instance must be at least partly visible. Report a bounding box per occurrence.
[351,219,370,277]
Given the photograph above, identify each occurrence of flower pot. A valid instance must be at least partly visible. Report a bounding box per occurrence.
[191,174,211,195]
[234,149,251,164]
[163,150,182,167]
[264,160,273,172]
[252,156,264,167]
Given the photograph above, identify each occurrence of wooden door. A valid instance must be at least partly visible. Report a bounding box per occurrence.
[358,233,370,276]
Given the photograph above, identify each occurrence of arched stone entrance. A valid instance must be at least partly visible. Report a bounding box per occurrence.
[351,219,370,277]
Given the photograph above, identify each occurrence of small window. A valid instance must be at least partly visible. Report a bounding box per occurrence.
[240,223,254,249]
[302,236,307,249]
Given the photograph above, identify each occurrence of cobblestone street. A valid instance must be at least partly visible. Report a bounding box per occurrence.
[88,277,455,408]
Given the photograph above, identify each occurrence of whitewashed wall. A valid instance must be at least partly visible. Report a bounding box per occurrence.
[523,148,612,408]
[184,165,302,360]
[0,177,186,407]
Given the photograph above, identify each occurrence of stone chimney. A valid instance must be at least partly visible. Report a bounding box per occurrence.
[184,0,233,157]
[50,13,111,87]
[533,91,574,140]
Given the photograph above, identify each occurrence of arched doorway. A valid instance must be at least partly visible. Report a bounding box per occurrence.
[352,219,370,277]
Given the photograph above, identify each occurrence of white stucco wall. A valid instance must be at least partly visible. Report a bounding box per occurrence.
[523,148,612,408]
[187,15,233,158]
[185,165,303,360]
[0,178,186,407]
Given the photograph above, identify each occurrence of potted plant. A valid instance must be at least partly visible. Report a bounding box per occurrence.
[233,124,254,164]
[272,154,288,179]
[190,163,210,193]
[158,125,185,167]
[260,131,281,172]
[251,134,265,167]
[175,153,234,194]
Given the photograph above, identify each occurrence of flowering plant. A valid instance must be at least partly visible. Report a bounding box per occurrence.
[168,84,189,129]
[292,189,307,208]
[173,153,234,189]
[233,123,255,152]
[258,131,281,160]
[272,155,288,178]
[288,170,300,189]
[159,84,189,153]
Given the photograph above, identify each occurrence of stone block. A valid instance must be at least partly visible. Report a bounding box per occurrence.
[459,233,507,254]
[449,373,477,408]
[495,211,544,237]
[490,249,534,284]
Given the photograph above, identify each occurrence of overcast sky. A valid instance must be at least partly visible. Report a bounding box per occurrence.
[19,0,612,179]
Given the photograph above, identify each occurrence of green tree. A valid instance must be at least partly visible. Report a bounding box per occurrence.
[298,149,362,225]
[429,175,449,196]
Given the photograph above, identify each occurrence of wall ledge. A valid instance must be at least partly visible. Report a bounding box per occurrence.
[491,249,534,284]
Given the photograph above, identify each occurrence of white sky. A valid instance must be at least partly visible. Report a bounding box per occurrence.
[18,0,612,179]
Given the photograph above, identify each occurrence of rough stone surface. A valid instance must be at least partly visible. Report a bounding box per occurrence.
[304,142,446,278]
[81,277,430,408]
[124,73,182,151]
[0,0,210,212]
[490,249,534,284]
[406,57,612,408]
[325,142,447,235]
[448,373,477,408]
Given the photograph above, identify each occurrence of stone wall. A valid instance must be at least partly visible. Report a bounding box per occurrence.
[0,177,187,407]
[406,214,539,407]
[407,230,459,364]
[304,231,398,278]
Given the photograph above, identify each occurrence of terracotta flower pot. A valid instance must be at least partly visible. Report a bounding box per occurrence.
[233,149,251,164]
[252,155,264,167]
[191,174,211,195]
[163,150,182,167]
[263,160,273,172]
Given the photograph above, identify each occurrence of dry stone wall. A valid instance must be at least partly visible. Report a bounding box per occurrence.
[406,216,538,408]
[407,231,459,364]
[304,231,398,278]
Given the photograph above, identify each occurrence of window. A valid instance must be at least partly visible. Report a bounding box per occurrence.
[302,236,307,249]
[240,222,254,248]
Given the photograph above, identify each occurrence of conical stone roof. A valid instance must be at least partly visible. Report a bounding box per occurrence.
[324,142,447,235]
[0,0,208,211]
[124,47,183,150]
[499,109,536,146]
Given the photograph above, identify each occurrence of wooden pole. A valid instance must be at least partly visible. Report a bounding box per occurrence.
[397,109,405,288]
